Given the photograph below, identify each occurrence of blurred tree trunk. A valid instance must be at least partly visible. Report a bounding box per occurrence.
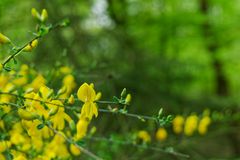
[199,0,240,155]
[200,0,228,96]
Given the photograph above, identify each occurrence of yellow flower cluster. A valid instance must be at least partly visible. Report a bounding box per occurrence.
[137,127,168,143]
[172,111,211,136]
[0,64,101,159]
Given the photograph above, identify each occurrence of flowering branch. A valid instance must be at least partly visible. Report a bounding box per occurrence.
[0,102,103,160]
[1,19,69,71]
[0,91,171,125]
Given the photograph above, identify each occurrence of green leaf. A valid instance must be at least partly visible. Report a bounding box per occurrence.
[37,123,45,130]
[75,140,85,146]
[59,19,70,27]
[3,66,11,72]
[13,58,17,64]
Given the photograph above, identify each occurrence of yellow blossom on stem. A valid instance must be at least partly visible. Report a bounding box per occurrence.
[184,114,198,136]
[68,94,75,104]
[172,115,185,134]
[138,130,151,143]
[70,144,81,156]
[198,116,211,135]
[76,118,89,140]
[156,128,167,141]
[125,93,131,104]
[23,39,38,52]
[77,83,99,120]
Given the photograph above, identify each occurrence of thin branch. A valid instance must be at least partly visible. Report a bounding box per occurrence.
[0,91,157,122]
[47,125,103,160]
[1,36,40,68]
[85,136,190,158]
[1,21,67,68]
[98,108,156,121]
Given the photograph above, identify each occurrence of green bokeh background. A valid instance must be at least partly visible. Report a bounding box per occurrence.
[0,0,239,159]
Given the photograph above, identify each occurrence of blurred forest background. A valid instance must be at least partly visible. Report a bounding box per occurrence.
[0,0,240,159]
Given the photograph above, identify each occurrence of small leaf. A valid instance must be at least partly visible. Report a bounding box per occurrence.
[13,57,17,64]
[37,123,45,130]
[3,66,11,72]
[75,140,85,146]
[59,19,70,27]
[158,108,163,118]
[113,96,119,102]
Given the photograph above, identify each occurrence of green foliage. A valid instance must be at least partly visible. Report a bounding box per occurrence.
[0,0,240,159]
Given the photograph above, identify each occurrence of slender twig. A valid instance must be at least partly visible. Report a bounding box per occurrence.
[85,136,190,158]
[0,91,157,122]
[98,108,156,121]
[1,22,66,68]
[47,125,103,160]
[1,36,40,68]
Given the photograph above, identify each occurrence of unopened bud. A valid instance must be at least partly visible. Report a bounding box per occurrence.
[0,33,11,44]
[23,39,38,52]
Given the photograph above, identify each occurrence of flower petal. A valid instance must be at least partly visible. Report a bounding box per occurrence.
[77,83,96,102]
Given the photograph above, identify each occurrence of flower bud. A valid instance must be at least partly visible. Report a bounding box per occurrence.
[125,94,131,104]
[31,8,40,19]
[23,39,38,52]
[68,94,75,104]
[70,144,81,156]
[48,105,59,116]
[0,33,11,44]
[121,88,127,97]
[95,92,102,101]
[41,9,48,22]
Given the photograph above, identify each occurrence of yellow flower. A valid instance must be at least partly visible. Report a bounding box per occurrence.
[50,104,72,130]
[59,74,76,99]
[39,85,53,100]
[13,154,27,160]
[198,116,211,135]
[0,33,11,44]
[77,83,98,120]
[138,130,151,143]
[43,134,70,159]
[23,39,38,52]
[184,114,198,136]
[156,128,167,141]
[0,141,11,152]
[172,115,185,134]
[28,74,46,91]
[59,66,72,74]
[76,118,89,140]
[0,154,6,160]
[18,108,38,120]
[70,144,81,156]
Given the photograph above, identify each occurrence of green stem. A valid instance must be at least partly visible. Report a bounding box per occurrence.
[85,136,190,158]
[0,91,157,122]
[1,36,40,68]
[1,21,67,68]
